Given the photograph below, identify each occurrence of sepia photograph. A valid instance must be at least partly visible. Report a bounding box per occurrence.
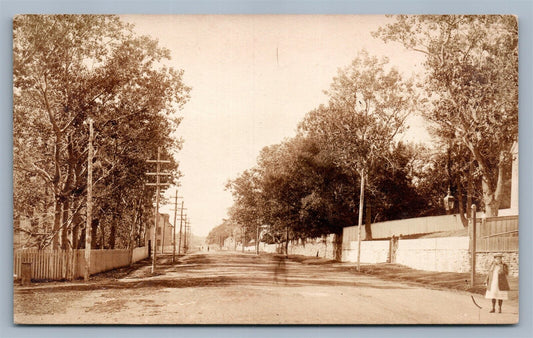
[12,14,519,325]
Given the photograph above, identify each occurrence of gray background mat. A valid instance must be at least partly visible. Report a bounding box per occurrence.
[1,0,531,337]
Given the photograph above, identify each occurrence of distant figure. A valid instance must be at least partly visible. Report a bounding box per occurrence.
[273,254,287,285]
[485,253,510,313]
[207,246,210,252]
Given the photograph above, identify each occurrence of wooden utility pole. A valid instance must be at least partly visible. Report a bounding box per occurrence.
[356,169,365,272]
[285,226,289,257]
[178,201,185,255]
[242,226,245,253]
[146,147,171,274]
[84,118,94,281]
[184,219,190,253]
[256,224,260,255]
[183,219,187,253]
[471,204,477,288]
[233,228,237,251]
[172,190,178,263]
[161,214,166,255]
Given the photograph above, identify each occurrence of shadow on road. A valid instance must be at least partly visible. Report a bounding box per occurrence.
[15,252,412,294]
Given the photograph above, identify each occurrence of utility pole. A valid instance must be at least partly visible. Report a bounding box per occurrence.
[146,147,171,274]
[189,220,192,251]
[172,190,178,263]
[285,226,289,257]
[256,223,260,255]
[172,189,178,264]
[356,169,365,272]
[178,201,185,255]
[184,218,189,253]
[84,118,94,281]
[470,204,477,288]
[171,197,186,261]
[242,226,245,253]
[161,214,165,255]
[233,228,237,251]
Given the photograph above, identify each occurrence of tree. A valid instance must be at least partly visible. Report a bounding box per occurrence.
[206,219,239,247]
[298,50,416,269]
[366,142,427,223]
[225,168,265,248]
[226,136,353,258]
[374,15,518,216]
[13,15,190,249]
[257,137,354,240]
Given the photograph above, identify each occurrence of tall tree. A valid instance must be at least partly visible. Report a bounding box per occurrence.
[298,51,416,268]
[226,168,265,245]
[374,15,518,216]
[13,15,190,249]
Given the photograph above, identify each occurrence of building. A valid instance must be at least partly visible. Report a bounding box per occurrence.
[145,213,175,254]
[157,213,174,252]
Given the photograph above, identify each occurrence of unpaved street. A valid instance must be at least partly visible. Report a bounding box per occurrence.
[14,251,518,324]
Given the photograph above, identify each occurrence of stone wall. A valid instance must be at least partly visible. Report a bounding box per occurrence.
[342,236,519,277]
[287,235,337,259]
[237,235,338,259]
[342,240,390,263]
[395,237,471,273]
[236,233,519,277]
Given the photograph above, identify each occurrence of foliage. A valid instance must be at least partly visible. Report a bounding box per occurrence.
[298,50,416,177]
[13,15,190,249]
[226,51,428,248]
[206,219,240,246]
[226,136,427,244]
[374,15,518,215]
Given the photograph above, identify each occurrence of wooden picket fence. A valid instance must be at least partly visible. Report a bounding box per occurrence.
[14,247,149,281]
[475,215,518,252]
[475,236,519,252]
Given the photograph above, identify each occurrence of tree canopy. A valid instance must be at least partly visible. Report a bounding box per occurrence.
[224,16,517,256]
[13,15,191,249]
[374,15,518,216]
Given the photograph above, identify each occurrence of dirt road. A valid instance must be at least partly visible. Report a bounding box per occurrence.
[14,251,519,324]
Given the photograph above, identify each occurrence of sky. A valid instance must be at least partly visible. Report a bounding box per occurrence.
[120,15,431,237]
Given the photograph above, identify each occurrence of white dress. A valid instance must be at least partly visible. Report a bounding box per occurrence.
[485,265,509,300]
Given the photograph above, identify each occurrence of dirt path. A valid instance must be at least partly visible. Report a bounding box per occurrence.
[14,251,519,324]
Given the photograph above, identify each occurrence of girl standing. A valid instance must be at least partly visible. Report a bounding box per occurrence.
[485,254,510,313]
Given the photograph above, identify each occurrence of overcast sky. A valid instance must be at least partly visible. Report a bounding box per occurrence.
[120,15,431,237]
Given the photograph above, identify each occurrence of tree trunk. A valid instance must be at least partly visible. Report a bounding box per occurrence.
[483,184,500,216]
[78,227,86,249]
[457,183,468,227]
[109,218,116,249]
[334,233,343,261]
[482,159,504,217]
[61,136,75,250]
[365,202,372,240]
[91,219,99,249]
[71,211,81,249]
[61,197,70,249]
[52,133,62,249]
[471,147,507,217]
[52,199,62,249]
